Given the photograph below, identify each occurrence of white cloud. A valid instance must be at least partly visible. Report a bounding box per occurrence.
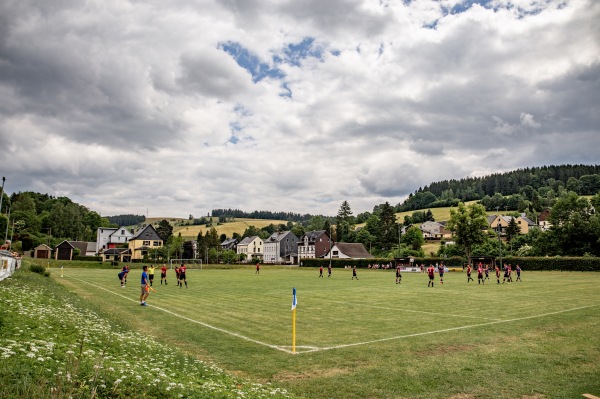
[0,0,598,218]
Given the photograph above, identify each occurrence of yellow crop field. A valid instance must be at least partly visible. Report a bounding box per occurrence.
[172,218,289,239]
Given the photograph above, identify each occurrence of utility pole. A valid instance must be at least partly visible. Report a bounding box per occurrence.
[0,176,5,215]
[496,207,503,268]
[329,225,332,269]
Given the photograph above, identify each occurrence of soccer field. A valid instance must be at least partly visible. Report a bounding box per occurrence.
[55,267,600,399]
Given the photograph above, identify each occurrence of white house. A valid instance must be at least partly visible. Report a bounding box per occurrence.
[96,226,134,255]
[236,236,264,262]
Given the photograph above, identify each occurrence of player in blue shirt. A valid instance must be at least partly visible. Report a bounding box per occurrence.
[140,265,149,306]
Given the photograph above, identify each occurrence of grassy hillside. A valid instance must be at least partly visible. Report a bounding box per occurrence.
[173,218,289,239]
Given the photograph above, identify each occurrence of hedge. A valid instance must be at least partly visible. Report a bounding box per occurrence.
[73,256,103,262]
[298,256,600,271]
[500,257,600,272]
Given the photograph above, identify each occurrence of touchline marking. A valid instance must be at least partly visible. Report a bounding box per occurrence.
[300,303,600,354]
[68,277,294,354]
[324,299,503,321]
[65,277,599,355]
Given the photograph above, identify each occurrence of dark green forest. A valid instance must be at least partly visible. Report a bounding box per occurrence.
[396,164,600,212]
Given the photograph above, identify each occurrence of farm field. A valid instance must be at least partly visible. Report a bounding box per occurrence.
[172,218,289,239]
[54,267,600,399]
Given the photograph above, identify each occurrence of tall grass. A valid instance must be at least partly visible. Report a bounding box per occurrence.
[0,263,293,399]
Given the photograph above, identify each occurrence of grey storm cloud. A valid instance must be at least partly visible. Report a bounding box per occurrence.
[0,0,598,217]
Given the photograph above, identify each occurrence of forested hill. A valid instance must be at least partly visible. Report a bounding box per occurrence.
[398,164,600,211]
[106,214,145,226]
[211,208,316,222]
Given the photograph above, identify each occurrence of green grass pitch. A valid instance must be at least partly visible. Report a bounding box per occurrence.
[55,267,600,399]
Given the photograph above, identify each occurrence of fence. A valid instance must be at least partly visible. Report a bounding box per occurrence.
[0,250,21,282]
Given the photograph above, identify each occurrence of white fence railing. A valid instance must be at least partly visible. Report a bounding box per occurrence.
[0,250,21,282]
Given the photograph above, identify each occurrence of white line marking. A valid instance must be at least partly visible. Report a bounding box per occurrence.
[68,277,294,354]
[324,299,504,321]
[301,303,600,353]
[65,276,599,355]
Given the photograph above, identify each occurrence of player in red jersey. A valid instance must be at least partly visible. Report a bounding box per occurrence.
[160,264,168,285]
[495,265,501,284]
[255,262,260,274]
[328,264,332,277]
[467,264,474,283]
[477,264,484,284]
[438,263,445,284]
[179,263,188,288]
[396,265,402,284]
[174,266,181,287]
[427,264,435,287]
[319,265,323,278]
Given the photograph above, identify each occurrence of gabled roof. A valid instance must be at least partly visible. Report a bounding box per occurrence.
[221,238,238,246]
[265,231,298,243]
[33,244,52,251]
[518,214,536,225]
[238,236,255,246]
[69,241,94,254]
[334,243,374,259]
[108,226,133,238]
[56,240,74,249]
[131,225,162,241]
[301,230,328,244]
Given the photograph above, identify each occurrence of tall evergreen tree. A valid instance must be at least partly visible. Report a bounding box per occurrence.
[156,219,173,241]
[336,201,354,242]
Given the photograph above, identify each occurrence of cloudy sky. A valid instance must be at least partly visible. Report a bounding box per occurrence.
[1,0,598,218]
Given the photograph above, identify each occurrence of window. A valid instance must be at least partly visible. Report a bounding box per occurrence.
[143,240,150,246]
[153,241,160,246]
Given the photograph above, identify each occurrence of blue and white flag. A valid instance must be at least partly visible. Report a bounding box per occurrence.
[291,287,297,310]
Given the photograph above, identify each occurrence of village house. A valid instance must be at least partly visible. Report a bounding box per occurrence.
[263,231,299,264]
[298,230,332,261]
[326,242,373,259]
[128,225,163,261]
[236,236,263,262]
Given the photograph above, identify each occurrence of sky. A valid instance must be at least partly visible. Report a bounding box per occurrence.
[0,0,599,218]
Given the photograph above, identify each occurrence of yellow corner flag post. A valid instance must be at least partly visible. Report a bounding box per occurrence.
[61,266,64,278]
[291,287,297,353]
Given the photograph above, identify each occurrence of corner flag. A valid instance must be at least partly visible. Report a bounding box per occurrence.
[291,287,297,310]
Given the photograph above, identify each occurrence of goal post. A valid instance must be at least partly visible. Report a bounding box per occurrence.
[169,259,203,270]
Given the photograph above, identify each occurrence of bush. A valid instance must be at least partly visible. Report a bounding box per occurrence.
[29,264,50,277]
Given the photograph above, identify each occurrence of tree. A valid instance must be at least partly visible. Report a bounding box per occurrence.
[336,201,354,242]
[446,202,488,264]
[506,217,520,245]
[401,226,425,251]
[377,202,398,250]
[545,192,600,256]
[156,219,173,241]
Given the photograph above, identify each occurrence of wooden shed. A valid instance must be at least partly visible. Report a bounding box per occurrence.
[55,241,75,261]
[33,244,52,259]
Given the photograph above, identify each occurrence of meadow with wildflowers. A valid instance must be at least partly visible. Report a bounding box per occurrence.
[0,264,293,399]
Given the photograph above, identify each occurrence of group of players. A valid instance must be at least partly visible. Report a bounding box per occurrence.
[424,262,522,287]
[119,263,189,290]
